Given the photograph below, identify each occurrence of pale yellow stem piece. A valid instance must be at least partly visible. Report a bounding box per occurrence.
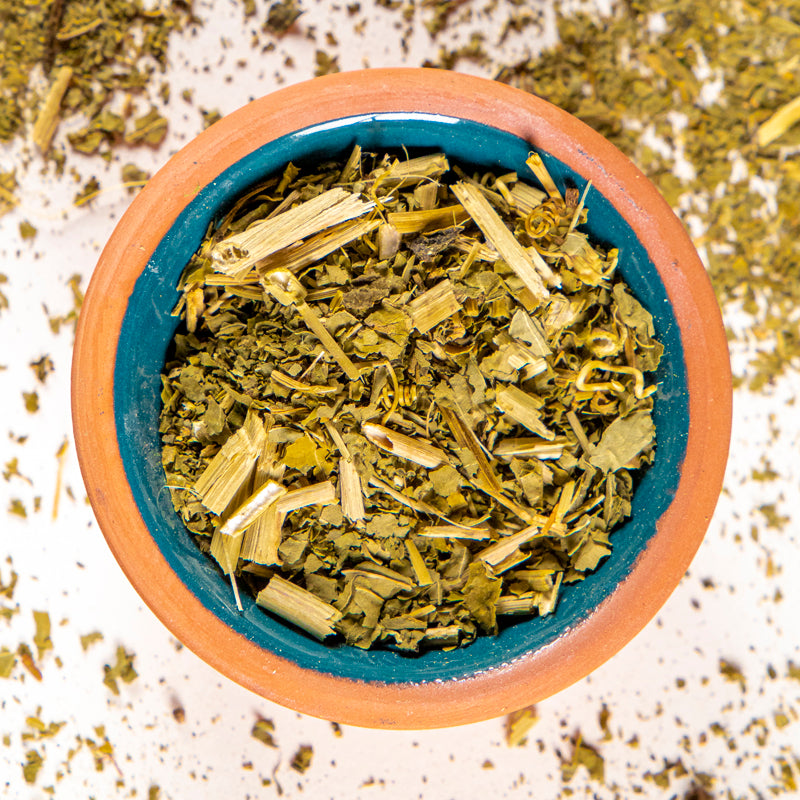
[407,279,462,334]
[493,437,566,460]
[323,420,352,461]
[405,539,433,586]
[339,457,365,524]
[417,525,493,540]
[362,422,447,469]
[413,182,439,210]
[52,439,69,521]
[256,575,342,640]
[255,218,380,275]
[339,143,362,184]
[387,205,469,233]
[525,152,563,203]
[552,480,576,524]
[240,504,284,566]
[565,409,594,455]
[567,181,592,235]
[296,303,362,381]
[33,66,73,153]
[437,403,503,494]
[367,474,446,520]
[756,94,800,147]
[275,481,336,513]
[508,181,548,215]
[370,153,449,189]
[211,188,375,278]
[218,480,287,539]
[422,626,461,647]
[194,410,266,515]
[379,359,401,426]
[239,418,285,565]
[476,524,547,567]
[229,574,243,612]
[451,182,555,301]
[269,370,339,396]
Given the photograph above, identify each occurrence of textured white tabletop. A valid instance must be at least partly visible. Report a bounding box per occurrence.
[1,2,799,798]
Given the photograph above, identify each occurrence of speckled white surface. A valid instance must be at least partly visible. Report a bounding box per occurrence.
[1,2,799,798]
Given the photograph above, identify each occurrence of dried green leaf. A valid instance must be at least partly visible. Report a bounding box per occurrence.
[103,646,138,695]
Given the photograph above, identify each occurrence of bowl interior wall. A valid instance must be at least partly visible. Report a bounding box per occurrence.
[115,113,688,682]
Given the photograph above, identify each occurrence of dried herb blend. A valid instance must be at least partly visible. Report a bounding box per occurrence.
[159,147,662,651]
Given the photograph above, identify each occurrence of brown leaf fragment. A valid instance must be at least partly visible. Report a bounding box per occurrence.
[340,275,405,315]
[407,226,462,262]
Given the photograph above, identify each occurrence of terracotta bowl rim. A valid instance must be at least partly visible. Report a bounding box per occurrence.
[71,68,732,729]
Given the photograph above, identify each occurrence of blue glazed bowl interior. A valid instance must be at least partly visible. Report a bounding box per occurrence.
[115,113,688,683]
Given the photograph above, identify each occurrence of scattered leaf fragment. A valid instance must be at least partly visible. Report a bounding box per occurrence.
[505,705,538,746]
[33,610,53,659]
[251,717,277,747]
[23,391,40,414]
[102,646,138,695]
[22,749,43,784]
[290,744,313,773]
[80,631,104,651]
[560,734,604,783]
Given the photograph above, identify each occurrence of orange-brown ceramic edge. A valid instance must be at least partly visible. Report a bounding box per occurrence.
[71,68,732,729]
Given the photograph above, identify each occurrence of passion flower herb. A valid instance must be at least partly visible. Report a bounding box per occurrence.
[159,148,662,651]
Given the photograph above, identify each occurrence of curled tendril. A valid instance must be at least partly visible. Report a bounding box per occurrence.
[574,360,657,400]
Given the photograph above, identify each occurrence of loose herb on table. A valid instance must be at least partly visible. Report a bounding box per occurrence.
[159,147,662,651]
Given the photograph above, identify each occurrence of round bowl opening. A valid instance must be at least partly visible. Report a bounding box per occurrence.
[113,112,689,685]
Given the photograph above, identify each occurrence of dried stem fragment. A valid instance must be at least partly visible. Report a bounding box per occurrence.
[362,423,447,469]
[275,481,336,513]
[407,279,462,334]
[256,575,342,640]
[451,181,556,300]
[212,188,375,278]
[756,94,800,147]
[339,457,365,524]
[32,66,73,153]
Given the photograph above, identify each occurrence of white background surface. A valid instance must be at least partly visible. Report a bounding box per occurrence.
[1,2,799,798]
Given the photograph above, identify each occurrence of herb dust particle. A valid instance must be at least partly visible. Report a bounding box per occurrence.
[159,148,663,652]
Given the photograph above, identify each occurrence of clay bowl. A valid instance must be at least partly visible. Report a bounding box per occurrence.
[72,68,731,729]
